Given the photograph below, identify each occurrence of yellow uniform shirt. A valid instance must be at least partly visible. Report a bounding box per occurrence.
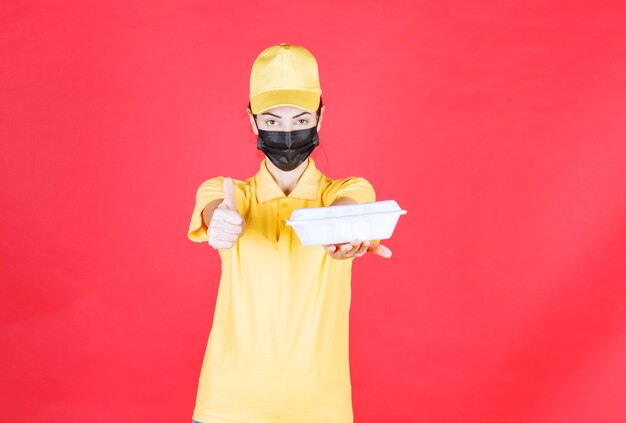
[188,157,376,423]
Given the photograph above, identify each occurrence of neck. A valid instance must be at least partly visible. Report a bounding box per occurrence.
[264,158,309,196]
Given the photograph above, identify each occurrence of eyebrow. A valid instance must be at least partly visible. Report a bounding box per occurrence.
[260,111,312,118]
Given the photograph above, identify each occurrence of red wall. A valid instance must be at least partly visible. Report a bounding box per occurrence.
[2,1,626,422]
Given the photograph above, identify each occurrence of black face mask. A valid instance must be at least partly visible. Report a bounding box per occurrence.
[256,125,320,172]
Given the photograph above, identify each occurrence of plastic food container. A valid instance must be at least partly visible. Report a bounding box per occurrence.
[285,200,407,246]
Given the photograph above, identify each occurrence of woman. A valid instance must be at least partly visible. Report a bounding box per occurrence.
[188,43,392,423]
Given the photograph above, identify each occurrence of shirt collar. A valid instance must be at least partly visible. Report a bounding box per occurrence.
[255,157,322,203]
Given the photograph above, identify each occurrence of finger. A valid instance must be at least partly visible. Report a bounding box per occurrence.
[222,177,236,210]
[325,245,349,259]
[219,221,244,235]
[371,243,392,258]
[218,209,243,225]
[333,243,356,259]
[210,240,233,249]
[339,243,354,254]
[328,249,348,260]
[351,239,365,250]
[208,226,238,241]
[345,239,363,258]
[354,240,370,257]
[212,232,239,243]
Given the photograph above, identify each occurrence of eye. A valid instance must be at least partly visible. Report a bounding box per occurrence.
[265,119,278,126]
[297,119,309,125]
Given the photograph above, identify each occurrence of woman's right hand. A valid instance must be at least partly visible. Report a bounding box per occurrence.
[208,177,245,250]
[323,239,392,259]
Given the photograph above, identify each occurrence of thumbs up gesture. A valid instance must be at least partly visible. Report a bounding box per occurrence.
[208,177,245,250]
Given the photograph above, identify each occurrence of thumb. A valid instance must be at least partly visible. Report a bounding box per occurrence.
[368,242,393,258]
[221,177,236,210]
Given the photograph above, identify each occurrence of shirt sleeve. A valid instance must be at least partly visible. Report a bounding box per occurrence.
[326,176,376,205]
[188,174,251,243]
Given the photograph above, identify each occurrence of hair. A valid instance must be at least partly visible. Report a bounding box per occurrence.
[243,96,331,174]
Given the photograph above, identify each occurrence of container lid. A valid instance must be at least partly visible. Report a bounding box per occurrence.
[286,199,407,225]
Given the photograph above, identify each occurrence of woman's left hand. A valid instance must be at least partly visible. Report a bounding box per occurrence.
[322,239,392,259]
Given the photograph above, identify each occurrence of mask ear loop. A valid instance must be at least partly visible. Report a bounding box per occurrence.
[252,116,265,152]
[253,118,264,152]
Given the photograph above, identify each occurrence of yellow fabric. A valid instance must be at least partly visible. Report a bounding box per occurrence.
[188,157,376,423]
[249,43,322,114]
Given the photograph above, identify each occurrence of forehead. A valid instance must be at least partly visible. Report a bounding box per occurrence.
[259,105,314,118]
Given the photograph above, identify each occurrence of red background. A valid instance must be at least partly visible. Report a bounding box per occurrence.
[2,1,626,422]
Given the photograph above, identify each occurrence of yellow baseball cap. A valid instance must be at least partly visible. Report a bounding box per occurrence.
[249,43,322,114]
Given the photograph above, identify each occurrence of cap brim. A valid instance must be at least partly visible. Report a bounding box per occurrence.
[250,88,321,114]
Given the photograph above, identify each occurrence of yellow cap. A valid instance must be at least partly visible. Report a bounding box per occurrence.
[249,43,322,114]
